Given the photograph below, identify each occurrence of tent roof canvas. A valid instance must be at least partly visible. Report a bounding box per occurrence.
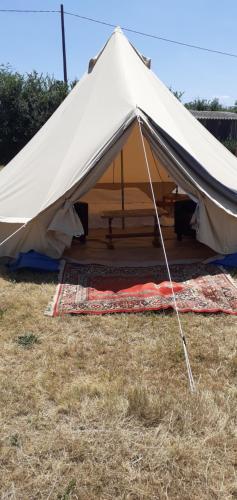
[1,27,237,257]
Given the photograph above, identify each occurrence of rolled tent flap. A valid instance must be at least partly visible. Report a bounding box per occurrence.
[140,111,237,215]
[139,113,237,254]
[48,201,84,237]
[0,203,74,259]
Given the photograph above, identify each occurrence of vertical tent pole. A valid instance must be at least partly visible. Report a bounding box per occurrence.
[112,160,115,184]
[121,149,125,229]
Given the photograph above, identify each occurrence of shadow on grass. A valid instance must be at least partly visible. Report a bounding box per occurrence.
[0,264,58,285]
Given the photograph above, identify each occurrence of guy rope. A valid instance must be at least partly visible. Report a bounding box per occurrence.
[137,115,196,393]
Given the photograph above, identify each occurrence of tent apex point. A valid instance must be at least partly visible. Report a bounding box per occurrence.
[113,26,123,34]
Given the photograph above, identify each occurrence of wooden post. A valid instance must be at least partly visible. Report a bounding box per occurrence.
[120,150,125,229]
[60,4,68,84]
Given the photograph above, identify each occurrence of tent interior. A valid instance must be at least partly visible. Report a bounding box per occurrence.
[64,122,215,264]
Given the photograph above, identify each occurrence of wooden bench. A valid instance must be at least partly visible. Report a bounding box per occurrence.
[101,209,161,249]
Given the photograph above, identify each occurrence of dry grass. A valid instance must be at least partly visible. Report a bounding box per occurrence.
[1,265,237,499]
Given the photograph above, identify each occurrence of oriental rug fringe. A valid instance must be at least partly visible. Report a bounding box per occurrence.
[45,261,237,316]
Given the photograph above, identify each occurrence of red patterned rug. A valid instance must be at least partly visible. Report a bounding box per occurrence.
[46,262,237,316]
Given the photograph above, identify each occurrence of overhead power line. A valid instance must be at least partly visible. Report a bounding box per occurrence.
[0,8,237,59]
[64,11,237,59]
[0,9,58,13]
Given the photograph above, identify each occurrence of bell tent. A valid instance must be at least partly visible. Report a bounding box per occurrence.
[1,27,237,258]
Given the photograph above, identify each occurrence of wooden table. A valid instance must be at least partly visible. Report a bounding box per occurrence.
[156,195,189,217]
[101,209,161,249]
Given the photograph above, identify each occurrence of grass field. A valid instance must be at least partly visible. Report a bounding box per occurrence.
[0,265,237,499]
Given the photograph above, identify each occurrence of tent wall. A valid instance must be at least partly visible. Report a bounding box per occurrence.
[98,124,171,184]
[86,124,175,207]
[197,197,237,254]
[89,182,175,201]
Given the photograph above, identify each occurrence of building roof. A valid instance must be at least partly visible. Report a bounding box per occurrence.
[190,110,237,120]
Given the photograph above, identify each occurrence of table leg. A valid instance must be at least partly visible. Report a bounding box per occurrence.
[107,217,114,249]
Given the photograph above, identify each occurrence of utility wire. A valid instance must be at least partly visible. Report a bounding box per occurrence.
[64,11,237,59]
[0,9,58,13]
[0,8,237,59]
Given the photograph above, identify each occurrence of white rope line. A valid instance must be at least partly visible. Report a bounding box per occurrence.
[137,117,196,393]
[0,222,28,248]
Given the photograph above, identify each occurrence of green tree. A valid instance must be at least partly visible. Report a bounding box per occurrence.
[229,100,237,113]
[0,66,75,164]
[185,97,224,111]
[169,87,185,101]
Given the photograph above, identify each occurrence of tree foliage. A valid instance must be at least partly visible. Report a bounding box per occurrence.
[170,90,237,154]
[170,90,237,113]
[169,87,185,102]
[0,65,75,164]
[185,97,237,112]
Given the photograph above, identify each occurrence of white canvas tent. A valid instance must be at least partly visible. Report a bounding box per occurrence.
[1,27,237,258]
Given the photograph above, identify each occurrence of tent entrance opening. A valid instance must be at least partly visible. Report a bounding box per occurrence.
[64,123,214,263]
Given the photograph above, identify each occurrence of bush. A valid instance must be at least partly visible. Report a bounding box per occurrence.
[222,139,237,155]
[0,65,76,164]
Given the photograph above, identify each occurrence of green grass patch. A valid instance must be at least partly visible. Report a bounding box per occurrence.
[15,333,40,348]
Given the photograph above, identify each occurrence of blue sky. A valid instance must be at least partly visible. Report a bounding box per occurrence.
[1,0,237,104]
